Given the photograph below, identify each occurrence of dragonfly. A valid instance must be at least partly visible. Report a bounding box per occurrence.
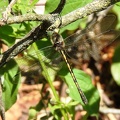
[52,26,90,104]
[46,14,120,105]
[1,14,120,105]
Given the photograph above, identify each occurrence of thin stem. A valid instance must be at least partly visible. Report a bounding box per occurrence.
[32,43,68,120]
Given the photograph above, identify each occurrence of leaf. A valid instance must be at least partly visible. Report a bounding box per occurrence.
[0,60,21,111]
[48,103,63,119]
[112,3,120,29]
[58,68,100,116]
[0,25,16,46]
[45,0,92,15]
[28,100,44,120]
[111,45,120,86]
[0,22,37,46]
[13,0,38,14]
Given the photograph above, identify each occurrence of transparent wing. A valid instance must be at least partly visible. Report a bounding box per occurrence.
[3,14,120,84]
[63,14,120,61]
[3,44,63,85]
[16,45,62,70]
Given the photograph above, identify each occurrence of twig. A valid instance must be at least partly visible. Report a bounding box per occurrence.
[100,107,120,114]
[75,105,120,114]
[61,0,120,27]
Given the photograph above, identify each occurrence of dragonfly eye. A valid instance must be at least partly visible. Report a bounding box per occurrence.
[54,41,61,47]
[53,41,64,51]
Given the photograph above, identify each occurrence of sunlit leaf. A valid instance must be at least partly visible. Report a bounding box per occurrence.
[0,60,21,110]
[45,0,92,15]
[0,0,8,18]
[111,45,120,86]
[58,68,100,116]
[112,3,120,29]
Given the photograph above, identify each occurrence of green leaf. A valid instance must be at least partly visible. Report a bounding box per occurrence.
[13,0,38,14]
[45,0,92,15]
[0,22,37,46]
[28,108,37,120]
[48,103,63,119]
[111,45,120,86]
[0,60,21,111]
[58,68,100,116]
[0,25,16,46]
[112,3,120,29]
[28,100,44,120]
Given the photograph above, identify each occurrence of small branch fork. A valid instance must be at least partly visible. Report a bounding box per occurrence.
[2,0,17,21]
[0,0,120,26]
[0,0,66,67]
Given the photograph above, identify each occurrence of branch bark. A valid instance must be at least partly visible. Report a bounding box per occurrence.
[61,0,120,27]
[0,0,120,27]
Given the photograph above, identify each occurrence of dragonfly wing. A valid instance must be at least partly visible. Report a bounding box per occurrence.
[89,29,120,51]
[87,14,117,33]
[63,14,120,61]
[3,45,63,84]
[16,46,53,71]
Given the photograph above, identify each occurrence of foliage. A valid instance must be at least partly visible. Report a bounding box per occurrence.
[58,68,100,115]
[111,3,120,86]
[0,0,9,18]
[0,60,20,110]
[112,2,120,29]
[111,45,120,85]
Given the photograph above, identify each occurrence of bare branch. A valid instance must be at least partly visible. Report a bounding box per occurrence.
[61,0,120,27]
[0,0,119,27]
[5,13,54,24]
[100,107,120,114]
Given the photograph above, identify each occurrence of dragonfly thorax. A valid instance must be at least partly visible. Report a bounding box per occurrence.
[53,40,65,51]
[51,32,65,51]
